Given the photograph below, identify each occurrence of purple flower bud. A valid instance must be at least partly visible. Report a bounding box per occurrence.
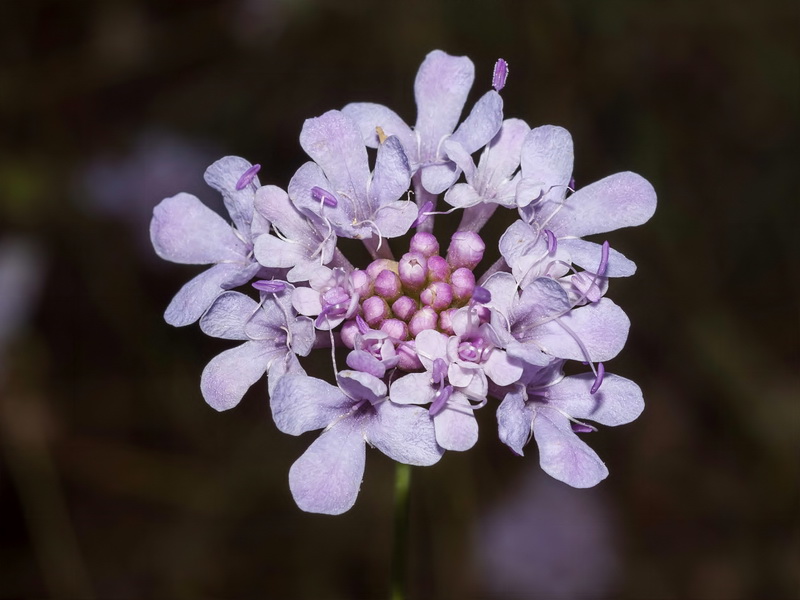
[492,58,508,91]
[426,255,451,283]
[420,281,453,311]
[450,267,476,302]
[398,252,427,290]
[446,231,485,270]
[471,285,492,305]
[409,232,440,258]
[350,269,372,298]
[438,308,456,336]
[340,319,359,349]
[412,200,434,228]
[391,296,418,322]
[380,318,409,341]
[408,306,438,337]
[590,362,605,394]
[362,296,389,327]
[235,164,261,190]
[366,258,398,281]
[311,185,338,208]
[396,341,423,370]
[374,269,402,301]
[252,279,287,293]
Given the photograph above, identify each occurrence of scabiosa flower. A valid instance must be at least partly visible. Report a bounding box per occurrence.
[151,50,656,514]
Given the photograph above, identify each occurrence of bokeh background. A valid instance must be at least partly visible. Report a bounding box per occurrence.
[1,1,798,598]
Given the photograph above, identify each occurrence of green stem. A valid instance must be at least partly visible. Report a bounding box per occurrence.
[390,462,412,600]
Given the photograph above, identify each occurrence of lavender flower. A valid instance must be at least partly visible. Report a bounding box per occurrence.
[151,50,656,514]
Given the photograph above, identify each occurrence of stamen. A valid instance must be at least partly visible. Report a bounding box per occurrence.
[492,59,508,91]
[597,241,609,276]
[471,285,492,304]
[432,358,448,387]
[430,385,453,417]
[590,362,605,394]
[544,229,557,254]
[311,186,338,208]
[235,164,261,190]
[252,279,287,293]
[376,126,388,143]
[571,422,596,434]
[412,200,435,228]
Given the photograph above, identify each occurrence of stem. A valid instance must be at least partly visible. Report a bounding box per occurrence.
[390,462,412,600]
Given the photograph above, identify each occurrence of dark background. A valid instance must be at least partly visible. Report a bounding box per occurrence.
[1,1,798,598]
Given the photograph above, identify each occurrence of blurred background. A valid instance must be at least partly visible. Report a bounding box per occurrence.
[1,0,798,598]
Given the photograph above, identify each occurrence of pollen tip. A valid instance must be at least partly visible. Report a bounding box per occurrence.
[492,58,508,91]
[590,362,605,394]
[311,186,338,208]
[235,164,261,190]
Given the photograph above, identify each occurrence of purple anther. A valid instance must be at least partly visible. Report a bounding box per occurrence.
[362,296,389,327]
[252,279,287,293]
[235,164,261,190]
[590,362,605,394]
[597,241,610,276]
[391,295,418,322]
[355,314,370,335]
[432,358,448,386]
[412,200,435,228]
[409,232,440,258]
[380,318,409,341]
[568,176,576,191]
[471,285,492,305]
[430,385,454,416]
[374,269,402,301]
[492,58,508,91]
[571,422,595,434]
[426,255,451,283]
[340,319,359,349]
[311,185,338,208]
[544,229,557,254]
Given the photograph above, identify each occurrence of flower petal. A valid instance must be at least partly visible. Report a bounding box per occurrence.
[519,125,574,203]
[199,291,258,340]
[271,374,352,435]
[433,390,478,451]
[390,372,436,405]
[164,262,243,327]
[448,90,504,155]
[289,421,366,515]
[483,349,524,386]
[546,171,657,238]
[559,238,637,277]
[477,118,530,189]
[200,341,272,411]
[370,135,412,208]
[546,373,644,426]
[497,387,532,456]
[337,370,387,403]
[203,156,259,235]
[533,408,608,488]
[150,193,245,265]
[444,182,483,209]
[367,401,443,465]
[341,102,415,152]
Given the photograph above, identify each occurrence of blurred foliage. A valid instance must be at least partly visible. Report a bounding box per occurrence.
[0,0,798,598]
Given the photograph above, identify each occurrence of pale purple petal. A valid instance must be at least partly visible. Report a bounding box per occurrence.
[370,135,412,207]
[504,340,552,367]
[367,401,443,465]
[288,315,316,357]
[150,193,245,264]
[266,351,306,395]
[414,329,449,369]
[532,299,630,362]
[414,50,474,157]
[204,156,259,234]
[558,238,637,277]
[291,287,323,316]
[444,183,483,209]
[432,390,478,451]
[483,349,524,386]
[420,163,460,195]
[477,118,530,188]
[164,262,243,327]
[546,373,644,426]
[341,102,415,151]
[511,277,572,329]
[200,341,272,411]
[481,272,518,318]
[337,370,387,403]
[389,372,436,405]
[346,350,386,378]
[519,125,574,203]
[289,421,366,515]
[546,171,657,237]
[442,140,477,182]
[271,374,352,435]
[533,408,608,488]
[448,90,504,154]
[373,200,419,238]
[254,234,313,269]
[199,291,258,340]
[497,387,533,456]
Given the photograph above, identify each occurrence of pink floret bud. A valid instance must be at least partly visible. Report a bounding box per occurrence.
[392,296,418,322]
[340,319,359,349]
[398,252,427,290]
[426,255,451,283]
[396,341,423,370]
[374,269,402,301]
[420,281,453,311]
[438,308,456,336]
[362,296,389,327]
[408,306,438,337]
[350,269,372,298]
[446,231,485,270]
[380,318,409,341]
[409,232,440,258]
[450,267,476,302]
[366,258,398,281]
